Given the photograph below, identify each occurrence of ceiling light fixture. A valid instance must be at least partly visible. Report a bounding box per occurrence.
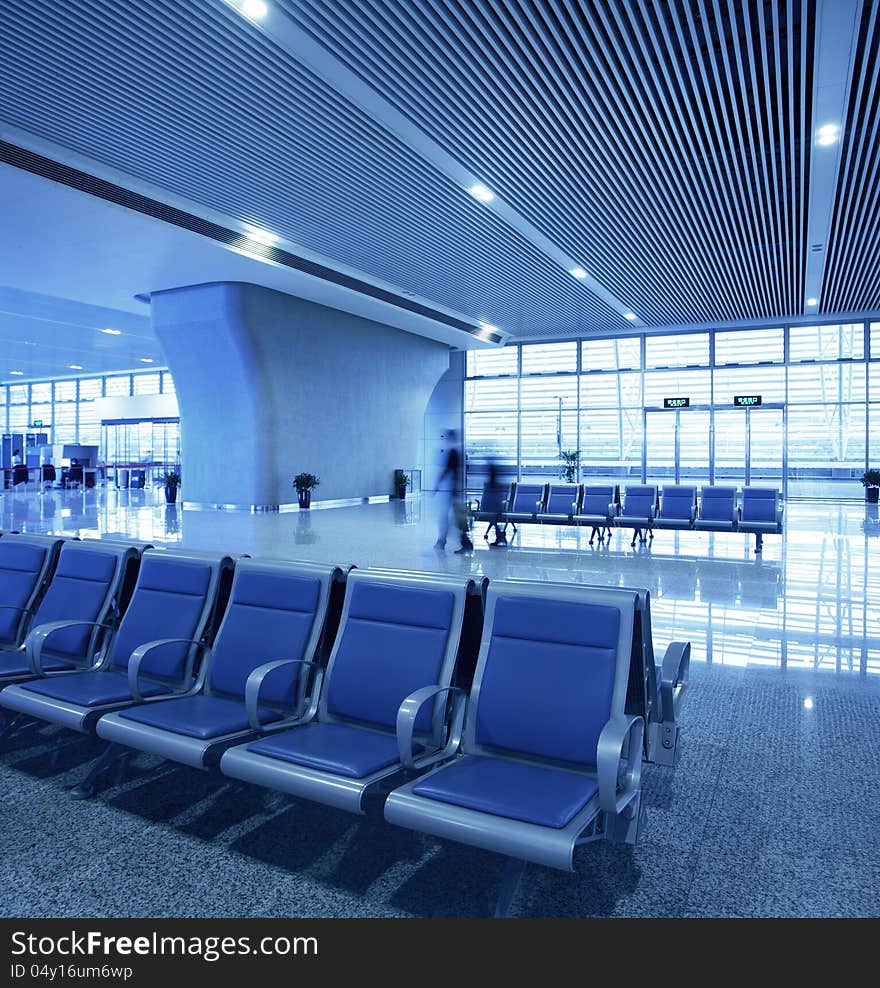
[478,321,499,337]
[807,297,818,306]
[10,370,24,376]
[816,123,840,146]
[468,183,495,203]
[69,364,83,370]
[243,224,279,245]
[569,266,588,279]
[623,311,638,321]
[139,358,154,363]
[803,697,814,710]
[240,0,268,19]
[101,328,121,336]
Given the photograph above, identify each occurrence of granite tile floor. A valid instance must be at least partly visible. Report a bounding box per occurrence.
[1,486,879,917]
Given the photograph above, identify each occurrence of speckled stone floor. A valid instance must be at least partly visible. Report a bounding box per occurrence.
[1,488,879,917]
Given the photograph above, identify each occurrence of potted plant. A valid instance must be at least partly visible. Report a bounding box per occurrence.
[162,470,181,504]
[294,472,320,509]
[860,469,880,503]
[394,469,409,500]
[560,449,580,483]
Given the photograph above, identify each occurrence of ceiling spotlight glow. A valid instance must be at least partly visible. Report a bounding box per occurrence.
[240,0,268,19]
[69,364,83,370]
[807,297,818,306]
[803,697,814,710]
[243,224,279,245]
[569,266,588,279]
[139,357,154,363]
[101,328,121,336]
[623,311,637,321]
[468,183,495,203]
[10,370,24,376]
[816,123,839,146]
[478,321,499,337]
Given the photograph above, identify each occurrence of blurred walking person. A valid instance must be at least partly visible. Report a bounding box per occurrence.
[433,429,473,554]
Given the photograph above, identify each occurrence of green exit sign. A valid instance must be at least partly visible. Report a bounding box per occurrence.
[32,420,42,428]
[734,395,762,407]
[663,397,690,409]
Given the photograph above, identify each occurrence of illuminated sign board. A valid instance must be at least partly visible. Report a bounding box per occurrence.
[663,397,690,409]
[734,395,762,407]
[32,420,42,428]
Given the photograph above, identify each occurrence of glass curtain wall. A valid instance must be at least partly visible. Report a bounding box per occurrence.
[465,321,879,498]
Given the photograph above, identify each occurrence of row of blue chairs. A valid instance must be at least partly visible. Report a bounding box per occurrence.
[0,533,690,915]
[472,482,784,552]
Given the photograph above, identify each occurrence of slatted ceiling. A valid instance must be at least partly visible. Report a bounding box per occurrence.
[280,0,816,326]
[823,1,880,314]
[0,0,878,336]
[0,0,619,337]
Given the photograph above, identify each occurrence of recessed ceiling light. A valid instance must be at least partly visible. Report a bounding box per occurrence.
[139,357,154,363]
[478,321,499,336]
[69,364,83,370]
[468,183,495,203]
[10,370,24,376]
[101,328,121,336]
[803,697,814,710]
[816,123,839,146]
[243,224,279,245]
[623,311,638,321]
[240,0,268,19]
[807,297,818,306]
[569,266,588,279]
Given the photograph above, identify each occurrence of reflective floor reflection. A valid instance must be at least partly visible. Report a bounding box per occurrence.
[3,487,879,676]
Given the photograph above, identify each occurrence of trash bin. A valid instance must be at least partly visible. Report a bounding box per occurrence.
[118,469,130,489]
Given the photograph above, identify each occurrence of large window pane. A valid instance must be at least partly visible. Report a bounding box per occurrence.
[464,378,516,411]
[787,363,866,403]
[520,411,578,479]
[30,383,51,403]
[643,369,711,405]
[581,336,641,371]
[788,405,866,476]
[715,327,783,364]
[105,375,131,397]
[580,408,643,481]
[519,375,577,409]
[789,323,864,362]
[54,380,77,401]
[713,365,786,404]
[645,332,710,368]
[132,372,161,395]
[580,372,642,408]
[520,341,577,374]
[464,411,517,486]
[78,378,103,400]
[466,347,517,377]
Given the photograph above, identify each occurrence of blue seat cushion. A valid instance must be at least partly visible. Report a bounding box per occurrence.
[247,721,417,779]
[118,694,282,739]
[21,670,172,706]
[0,651,76,678]
[413,755,598,829]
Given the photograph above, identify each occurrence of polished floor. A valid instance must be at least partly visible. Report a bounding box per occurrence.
[1,486,879,917]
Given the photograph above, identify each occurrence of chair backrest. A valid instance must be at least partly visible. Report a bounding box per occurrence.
[660,486,697,520]
[698,486,738,521]
[0,535,62,645]
[544,484,580,514]
[623,485,658,516]
[206,559,340,707]
[465,581,636,771]
[510,483,545,513]
[321,572,467,740]
[741,487,780,523]
[108,550,227,683]
[29,541,136,659]
[580,485,615,515]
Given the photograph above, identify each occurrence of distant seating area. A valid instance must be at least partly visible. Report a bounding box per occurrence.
[470,482,784,553]
[0,532,690,916]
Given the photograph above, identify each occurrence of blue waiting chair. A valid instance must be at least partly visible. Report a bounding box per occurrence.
[536,484,581,524]
[472,482,514,540]
[655,486,697,530]
[94,559,345,771]
[220,571,478,815]
[738,487,783,553]
[0,534,63,656]
[0,550,232,750]
[694,486,738,532]
[574,485,619,544]
[617,485,659,546]
[384,580,646,916]
[501,483,548,529]
[0,539,140,688]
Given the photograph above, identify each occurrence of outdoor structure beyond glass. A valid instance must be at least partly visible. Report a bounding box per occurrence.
[465,322,880,499]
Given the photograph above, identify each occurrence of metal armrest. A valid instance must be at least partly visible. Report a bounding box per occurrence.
[597,714,644,814]
[127,637,212,703]
[244,658,320,730]
[396,684,466,771]
[660,641,690,722]
[27,619,113,675]
[534,499,543,512]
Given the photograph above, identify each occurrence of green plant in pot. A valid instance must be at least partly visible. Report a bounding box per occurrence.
[163,470,181,505]
[560,449,580,483]
[294,472,320,509]
[393,469,409,500]
[861,468,880,504]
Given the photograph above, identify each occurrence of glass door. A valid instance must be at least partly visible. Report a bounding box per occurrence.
[749,407,784,488]
[679,410,711,485]
[645,411,677,485]
[714,410,746,486]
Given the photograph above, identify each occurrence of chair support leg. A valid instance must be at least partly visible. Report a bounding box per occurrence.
[69,742,126,800]
[631,529,639,547]
[0,713,24,747]
[494,858,527,918]
[755,532,763,554]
